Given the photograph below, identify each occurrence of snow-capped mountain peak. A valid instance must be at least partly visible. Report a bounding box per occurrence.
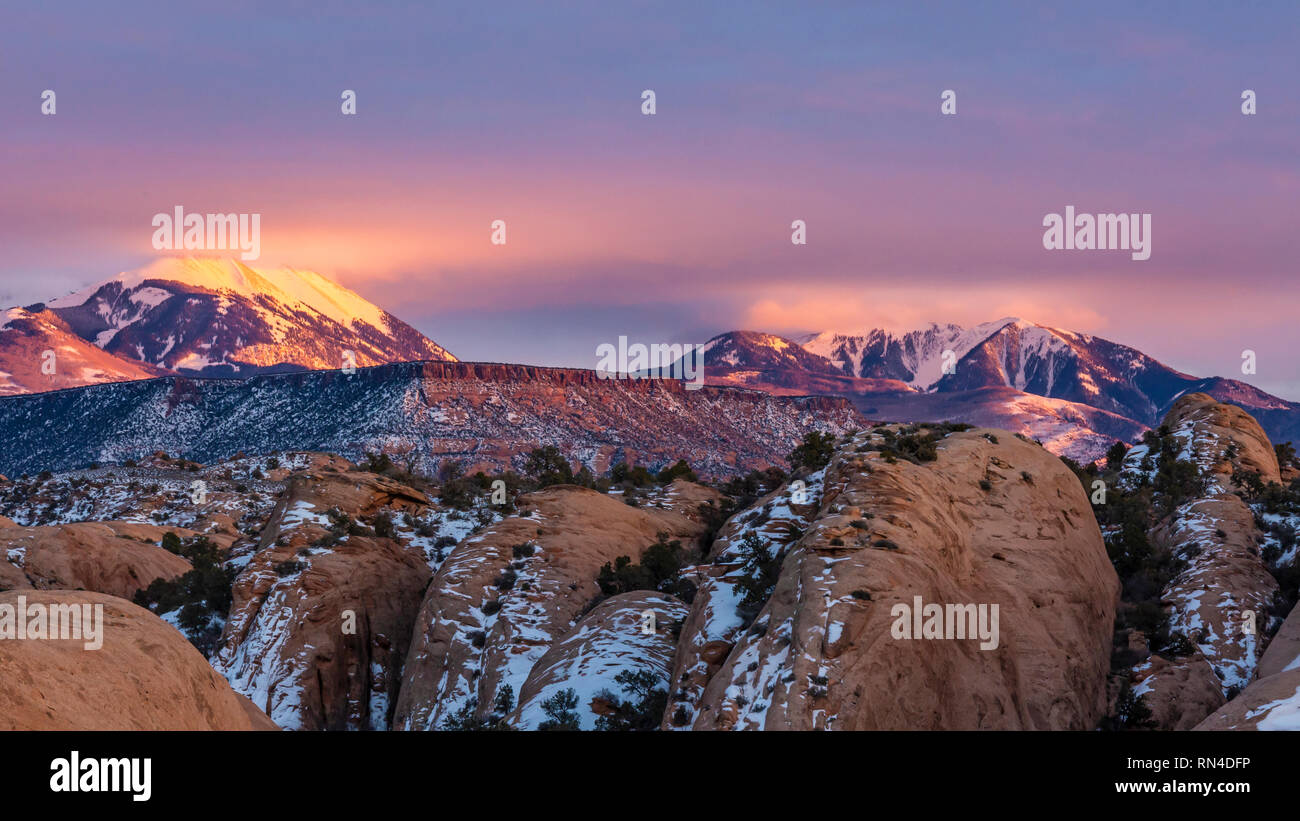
[13,257,456,381]
[49,257,393,334]
[797,319,1028,390]
[694,318,1300,463]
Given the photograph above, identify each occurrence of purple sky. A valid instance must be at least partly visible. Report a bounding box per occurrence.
[2,1,1298,396]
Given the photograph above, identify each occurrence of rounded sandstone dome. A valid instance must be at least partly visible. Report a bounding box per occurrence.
[0,590,275,730]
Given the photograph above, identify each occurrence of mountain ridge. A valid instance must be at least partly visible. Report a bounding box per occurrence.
[6,261,1297,467]
[693,320,1300,462]
[1,257,456,388]
[0,359,862,478]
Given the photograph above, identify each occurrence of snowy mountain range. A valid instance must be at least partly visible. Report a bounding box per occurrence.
[3,260,1297,467]
[0,257,454,393]
[697,318,1300,462]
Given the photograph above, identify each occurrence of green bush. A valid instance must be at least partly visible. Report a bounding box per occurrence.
[594,670,668,732]
[734,531,782,612]
[524,446,574,487]
[440,687,516,732]
[132,535,233,658]
[1113,683,1156,730]
[596,533,689,598]
[1106,441,1129,471]
[1275,442,1296,468]
[438,476,482,510]
[671,705,691,727]
[161,531,183,554]
[657,459,697,485]
[788,431,837,471]
[537,689,581,731]
[274,559,305,576]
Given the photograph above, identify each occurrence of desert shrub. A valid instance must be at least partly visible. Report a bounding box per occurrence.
[1150,460,1201,512]
[657,459,697,485]
[524,446,574,487]
[1112,683,1156,730]
[372,509,395,538]
[274,559,305,576]
[610,461,657,488]
[734,531,782,614]
[1106,440,1129,471]
[361,451,422,484]
[441,686,516,732]
[595,533,691,599]
[1276,442,1297,469]
[716,467,788,502]
[1121,600,1169,647]
[788,431,837,471]
[537,689,581,731]
[1161,631,1196,658]
[1266,548,1300,620]
[438,475,482,510]
[640,535,687,583]
[594,670,669,732]
[161,531,183,554]
[891,432,938,463]
[132,536,233,657]
[597,555,654,597]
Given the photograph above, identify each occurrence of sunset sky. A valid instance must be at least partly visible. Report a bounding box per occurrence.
[2,2,1298,395]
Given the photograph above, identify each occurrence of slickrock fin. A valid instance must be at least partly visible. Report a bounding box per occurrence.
[681,424,1118,730]
[394,482,719,731]
[1123,394,1286,728]
[0,590,276,730]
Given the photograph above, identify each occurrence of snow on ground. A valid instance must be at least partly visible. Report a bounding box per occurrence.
[1250,685,1300,730]
[511,594,685,731]
[211,584,308,727]
[667,468,826,730]
[278,499,329,531]
[0,461,282,532]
